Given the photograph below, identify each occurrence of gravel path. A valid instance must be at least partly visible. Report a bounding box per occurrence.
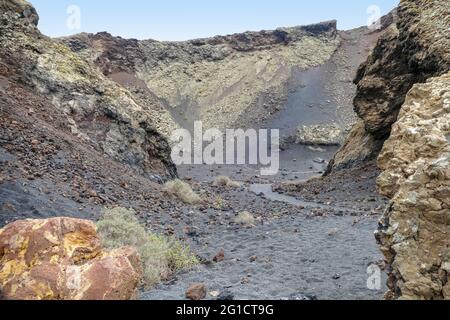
[142,207,386,300]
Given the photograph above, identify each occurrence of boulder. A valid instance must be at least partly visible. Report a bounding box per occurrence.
[186,283,207,300]
[295,123,342,146]
[0,217,142,300]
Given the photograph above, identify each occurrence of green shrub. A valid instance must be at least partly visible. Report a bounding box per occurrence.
[96,207,198,288]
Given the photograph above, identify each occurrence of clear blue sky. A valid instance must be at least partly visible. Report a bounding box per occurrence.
[30,0,399,41]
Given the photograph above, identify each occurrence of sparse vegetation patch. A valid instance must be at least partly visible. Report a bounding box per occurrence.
[97,207,199,288]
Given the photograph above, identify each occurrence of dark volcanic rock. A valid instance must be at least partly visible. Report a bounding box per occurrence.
[301,20,337,37]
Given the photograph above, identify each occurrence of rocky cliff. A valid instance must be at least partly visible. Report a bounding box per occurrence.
[328,0,449,171]
[0,0,38,25]
[325,0,449,300]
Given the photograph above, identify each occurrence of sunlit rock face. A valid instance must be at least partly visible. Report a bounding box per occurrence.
[295,124,343,146]
[376,72,450,300]
[324,0,449,300]
[0,217,142,300]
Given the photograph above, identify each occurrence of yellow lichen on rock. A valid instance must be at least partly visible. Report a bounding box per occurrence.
[0,217,142,300]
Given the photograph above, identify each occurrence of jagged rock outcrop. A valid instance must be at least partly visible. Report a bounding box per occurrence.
[295,123,342,146]
[375,72,450,300]
[0,0,177,181]
[328,0,449,171]
[0,217,142,300]
[323,0,449,300]
[63,21,340,131]
[0,0,38,26]
[325,121,384,171]
[61,32,180,139]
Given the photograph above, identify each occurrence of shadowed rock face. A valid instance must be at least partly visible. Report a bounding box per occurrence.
[354,1,450,139]
[328,0,450,171]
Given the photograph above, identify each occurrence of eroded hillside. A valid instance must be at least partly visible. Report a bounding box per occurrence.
[328,0,450,171]
[62,21,340,132]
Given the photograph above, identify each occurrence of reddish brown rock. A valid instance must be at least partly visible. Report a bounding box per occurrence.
[64,247,142,300]
[0,217,142,300]
[186,283,207,300]
[213,250,225,263]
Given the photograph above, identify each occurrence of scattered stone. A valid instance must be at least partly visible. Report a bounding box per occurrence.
[327,228,339,236]
[313,158,326,164]
[1,202,16,212]
[288,293,318,300]
[308,146,326,152]
[186,283,207,301]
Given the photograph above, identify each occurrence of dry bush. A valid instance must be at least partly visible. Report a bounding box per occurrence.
[213,176,241,188]
[96,207,198,288]
[235,211,256,227]
[212,196,227,210]
[163,179,203,205]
